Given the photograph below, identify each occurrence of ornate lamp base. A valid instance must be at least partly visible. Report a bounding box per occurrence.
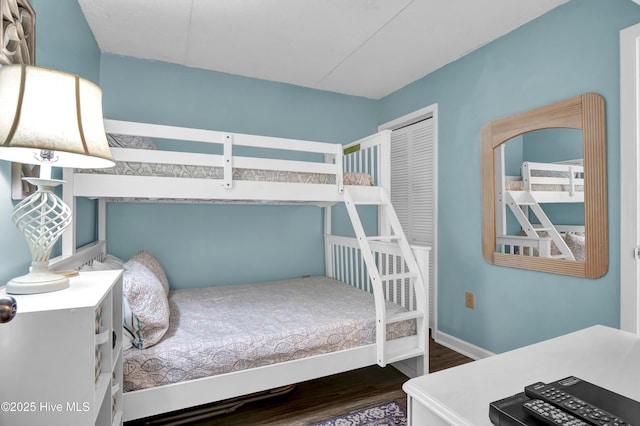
[6,177,71,295]
[6,261,69,294]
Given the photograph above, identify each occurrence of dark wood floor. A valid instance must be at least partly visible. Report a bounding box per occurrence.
[128,337,473,426]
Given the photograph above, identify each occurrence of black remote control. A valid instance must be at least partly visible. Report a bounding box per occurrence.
[523,399,589,426]
[525,380,631,425]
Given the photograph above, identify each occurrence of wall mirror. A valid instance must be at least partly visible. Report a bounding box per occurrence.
[481,93,607,278]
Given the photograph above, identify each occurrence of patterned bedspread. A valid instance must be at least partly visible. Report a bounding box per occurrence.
[123,276,415,392]
[81,162,374,186]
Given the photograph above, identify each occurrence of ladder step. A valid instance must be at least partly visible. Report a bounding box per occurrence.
[367,235,401,242]
[350,199,386,205]
[387,310,424,324]
[385,347,425,364]
[381,272,419,281]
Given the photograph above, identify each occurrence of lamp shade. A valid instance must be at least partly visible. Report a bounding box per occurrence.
[0,64,114,169]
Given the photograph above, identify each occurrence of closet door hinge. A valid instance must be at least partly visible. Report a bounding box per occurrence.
[635,247,640,259]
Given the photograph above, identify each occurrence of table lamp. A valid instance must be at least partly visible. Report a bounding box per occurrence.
[0,64,115,294]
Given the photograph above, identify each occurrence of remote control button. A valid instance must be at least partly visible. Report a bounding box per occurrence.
[523,400,589,426]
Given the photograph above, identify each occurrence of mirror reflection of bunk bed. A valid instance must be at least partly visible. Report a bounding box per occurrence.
[50,120,430,423]
[495,143,585,262]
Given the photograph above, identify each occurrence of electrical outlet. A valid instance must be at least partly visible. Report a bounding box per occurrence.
[465,291,475,309]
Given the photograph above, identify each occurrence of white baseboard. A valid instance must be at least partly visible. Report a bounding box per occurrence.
[432,329,495,361]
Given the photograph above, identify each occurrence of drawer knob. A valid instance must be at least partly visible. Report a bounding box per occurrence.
[0,296,17,323]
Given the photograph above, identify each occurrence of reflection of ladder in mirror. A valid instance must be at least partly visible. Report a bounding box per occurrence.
[505,191,574,260]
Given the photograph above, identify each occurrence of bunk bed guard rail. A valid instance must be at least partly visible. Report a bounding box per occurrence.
[103,119,347,191]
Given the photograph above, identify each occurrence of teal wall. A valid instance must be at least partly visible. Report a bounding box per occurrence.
[379,0,640,353]
[2,0,639,355]
[30,0,101,83]
[0,0,101,283]
[97,54,379,288]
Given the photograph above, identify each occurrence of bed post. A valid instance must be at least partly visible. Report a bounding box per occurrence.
[495,145,506,239]
[222,134,233,188]
[411,244,431,376]
[61,167,76,256]
[322,145,344,278]
[378,130,392,237]
[324,207,333,277]
[335,145,344,194]
[98,198,107,245]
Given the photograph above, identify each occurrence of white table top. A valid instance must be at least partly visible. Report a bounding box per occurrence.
[403,325,640,425]
[0,270,122,312]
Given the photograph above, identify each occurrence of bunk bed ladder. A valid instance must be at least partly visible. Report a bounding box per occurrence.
[343,187,428,369]
[505,191,574,260]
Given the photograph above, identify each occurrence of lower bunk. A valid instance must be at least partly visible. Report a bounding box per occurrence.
[51,236,429,422]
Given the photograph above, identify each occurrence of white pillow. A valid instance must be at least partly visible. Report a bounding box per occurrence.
[122,261,170,349]
[84,261,110,271]
[103,254,125,268]
[80,254,125,271]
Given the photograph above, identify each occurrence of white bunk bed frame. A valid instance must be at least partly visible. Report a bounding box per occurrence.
[51,120,430,422]
[495,145,585,260]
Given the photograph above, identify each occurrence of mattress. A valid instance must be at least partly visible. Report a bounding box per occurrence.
[80,162,374,186]
[122,276,415,392]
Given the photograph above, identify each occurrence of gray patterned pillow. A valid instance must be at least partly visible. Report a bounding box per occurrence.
[122,261,169,349]
[563,233,586,261]
[129,250,169,294]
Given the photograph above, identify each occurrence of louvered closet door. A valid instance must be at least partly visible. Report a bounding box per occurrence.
[390,117,435,328]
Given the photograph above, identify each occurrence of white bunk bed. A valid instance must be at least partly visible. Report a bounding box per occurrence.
[51,120,430,423]
[495,153,585,261]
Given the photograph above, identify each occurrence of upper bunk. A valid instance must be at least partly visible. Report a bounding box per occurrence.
[500,159,584,204]
[63,119,391,206]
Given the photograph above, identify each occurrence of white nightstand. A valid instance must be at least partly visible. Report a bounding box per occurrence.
[0,270,123,426]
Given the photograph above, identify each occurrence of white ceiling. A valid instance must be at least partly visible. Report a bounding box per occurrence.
[78,0,568,100]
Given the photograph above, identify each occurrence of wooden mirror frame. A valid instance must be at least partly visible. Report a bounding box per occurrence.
[481,93,608,278]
